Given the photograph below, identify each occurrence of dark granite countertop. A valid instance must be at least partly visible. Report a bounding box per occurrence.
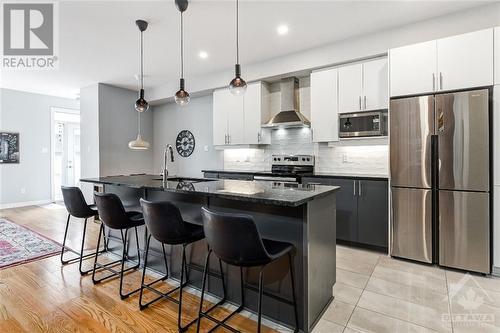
[81,175,339,207]
[202,169,388,180]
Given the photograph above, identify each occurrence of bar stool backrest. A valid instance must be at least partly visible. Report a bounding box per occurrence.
[94,192,130,230]
[201,207,271,267]
[140,199,189,244]
[61,186,94,218]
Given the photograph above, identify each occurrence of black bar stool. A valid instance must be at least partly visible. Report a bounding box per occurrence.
[139,199,226,332]
[60,186,107,275]
[92,192,145,299]
[198,207,299,333]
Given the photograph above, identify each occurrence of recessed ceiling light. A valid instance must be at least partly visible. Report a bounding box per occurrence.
[199,51,208,59]
[277,24,289,35]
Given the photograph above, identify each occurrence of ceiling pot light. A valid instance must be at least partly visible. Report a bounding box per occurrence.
[174,0,190,106]
[199,51,208,59]
[135,19,149,112]
[277,24,289,35]
[229,0,247,96]
[129,111,150,150]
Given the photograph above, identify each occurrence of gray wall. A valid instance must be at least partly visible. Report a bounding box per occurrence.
[0,88,79,206]
[98,84,154,177]
[152,95,223,177]
[80,84,99,201]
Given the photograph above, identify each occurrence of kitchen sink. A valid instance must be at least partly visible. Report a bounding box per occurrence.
[152,177,216,183]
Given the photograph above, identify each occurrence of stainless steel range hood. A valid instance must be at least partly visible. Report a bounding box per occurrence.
[262,77,311,128]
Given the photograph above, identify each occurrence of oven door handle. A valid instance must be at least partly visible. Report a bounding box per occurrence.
[254,175,298,182]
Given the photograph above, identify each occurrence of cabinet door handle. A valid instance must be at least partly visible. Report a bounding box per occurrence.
[353,180,357,196]
[228,134,230,144]
[439,72,443,90]
[432,73,436,91]
[359,96,362,110]
[363,96,367,110]
[257,132,261,142]
[359,181,362,196]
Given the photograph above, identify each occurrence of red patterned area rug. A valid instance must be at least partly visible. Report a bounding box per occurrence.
[0,218,62,269]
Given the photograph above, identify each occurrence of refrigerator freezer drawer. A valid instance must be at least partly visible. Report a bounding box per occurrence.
[391,187,433,263]
[436,89,490,192]
[390,96,434,189]
[439,190,490,274]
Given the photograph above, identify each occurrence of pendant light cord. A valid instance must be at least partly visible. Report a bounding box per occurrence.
[140,30,144,90]
[180,11,184,79]
[236,0,239,64]
[138,110,141,135]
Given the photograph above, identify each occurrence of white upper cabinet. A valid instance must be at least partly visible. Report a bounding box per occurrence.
[389,40,437,97]
[437,29,493,92]
[390,29,494,97]
[363,58,388,110]
[212,82,270,146]
[311,67,339,142]
[338,63,363,113]
[212,89,229,146]
[243,82,271,145]
[495,27,500,85]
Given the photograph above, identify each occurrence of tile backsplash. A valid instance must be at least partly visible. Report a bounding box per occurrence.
[223,128,388,175]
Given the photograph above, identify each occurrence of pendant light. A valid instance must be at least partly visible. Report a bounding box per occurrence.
[174,0,190,106]
[128,109,150,150]
[229,0,246,95]
[135,19,149,112]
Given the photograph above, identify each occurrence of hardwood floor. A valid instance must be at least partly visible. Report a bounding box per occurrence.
[0,205,279,333]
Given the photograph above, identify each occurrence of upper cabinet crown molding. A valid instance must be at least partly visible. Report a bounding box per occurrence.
[390,28,494,97]
[212,81,271,146]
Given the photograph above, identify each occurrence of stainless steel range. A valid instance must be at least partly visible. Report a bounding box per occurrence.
[253,155,314,184]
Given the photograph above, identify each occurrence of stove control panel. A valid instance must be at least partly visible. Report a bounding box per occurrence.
[272,155,315,166]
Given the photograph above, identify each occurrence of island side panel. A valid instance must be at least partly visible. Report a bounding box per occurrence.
[208,197,306,331]
[306,191,336,331]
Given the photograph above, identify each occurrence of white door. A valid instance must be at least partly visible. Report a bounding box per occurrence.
[389,40,437,97]
[363,58,388,110]
[437,29,493,91]
[311,68,339,142]
[64,123,80,187]
[212,89,229,145]
[226,94,245,145]
[338,63,363,113]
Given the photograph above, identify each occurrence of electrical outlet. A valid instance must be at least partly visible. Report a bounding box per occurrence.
[20,188,26,194]
[204,145,209,152]
[342,154,348,163]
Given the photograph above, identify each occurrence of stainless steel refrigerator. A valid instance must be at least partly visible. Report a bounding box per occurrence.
[390,88,491,274]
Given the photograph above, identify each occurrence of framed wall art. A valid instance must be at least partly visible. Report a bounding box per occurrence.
[0,132,20,163]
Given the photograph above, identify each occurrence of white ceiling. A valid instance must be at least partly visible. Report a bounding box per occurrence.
[0,0,491,99]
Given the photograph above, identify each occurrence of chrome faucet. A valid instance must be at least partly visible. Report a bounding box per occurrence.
[163,144,174,186]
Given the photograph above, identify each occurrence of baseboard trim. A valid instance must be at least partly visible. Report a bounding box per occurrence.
[0,199,52,210]
[492,266,500,277]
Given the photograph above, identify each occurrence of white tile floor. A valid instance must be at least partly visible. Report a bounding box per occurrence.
[313,245,500,333]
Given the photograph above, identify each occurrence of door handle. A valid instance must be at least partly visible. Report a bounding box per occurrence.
[437,110,444,132]
[353,180,357,196]
[439,72,443,90]
[359,96,362,110]
[363,96,367,110]
[358,181,362,196]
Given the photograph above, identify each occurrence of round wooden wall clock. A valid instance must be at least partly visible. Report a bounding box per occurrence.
[175,130,195,157]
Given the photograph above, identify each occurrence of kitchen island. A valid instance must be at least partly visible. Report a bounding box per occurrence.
[80,175,338,332]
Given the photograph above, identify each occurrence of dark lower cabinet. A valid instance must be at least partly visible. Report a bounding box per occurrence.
[303,176,388,250]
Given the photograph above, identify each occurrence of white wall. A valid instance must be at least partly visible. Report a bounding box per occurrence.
[150,2,500,102]
[0,88,79,207]
[152,95,223,177]
[80,84,100,201]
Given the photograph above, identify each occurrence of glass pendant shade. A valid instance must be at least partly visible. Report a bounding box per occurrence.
[175,78,190,106]
[128,134,150,150]
[229,64,247,95]
[135,88,149,112]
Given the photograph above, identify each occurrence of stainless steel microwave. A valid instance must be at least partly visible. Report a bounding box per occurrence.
[339,111,388,138]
